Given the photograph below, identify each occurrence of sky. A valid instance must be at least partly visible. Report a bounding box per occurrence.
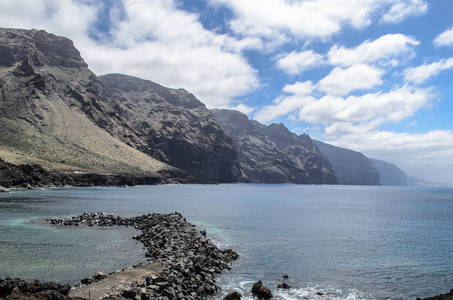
[0,0,452,184]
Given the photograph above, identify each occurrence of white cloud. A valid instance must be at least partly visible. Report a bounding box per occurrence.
[0,0,97,42]
[282,81,315,95]
[328,34,419,67]
[299,86,431,129]
[254,81,315,123]
[404,58,453,84]
[317,64,384,96]
[209,0,427,43]
[434,26,453,47]
[275,50,324,75]
[0,0,260,108]
[209,0,375,40]
[381,0,428,23]
[255,82,431,131]
[230,103,256,115]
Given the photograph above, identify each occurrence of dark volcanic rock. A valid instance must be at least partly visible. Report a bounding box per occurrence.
[0,157,68,188]
[211,109,337,184]
[224,291,242,300]
[99,74,242,183]
[48,212,239,299]
[251,281,273,299]
[0,277,79,300]
[277,283,291,289]
[0,157,189,188]
[418,289,453,300]
[314,140,380,185]
[370,158,407,186]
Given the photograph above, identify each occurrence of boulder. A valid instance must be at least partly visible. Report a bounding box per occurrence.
[277,283,291,289]
[224,291,242,300]
[251,280,273,299]
[0,186,10,193]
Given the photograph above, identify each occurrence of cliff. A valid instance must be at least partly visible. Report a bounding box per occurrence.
[0,28,194,184]
[212,109,338,184]
[314,140,380,185]
[99,74,241,183]
[370,158,408,186]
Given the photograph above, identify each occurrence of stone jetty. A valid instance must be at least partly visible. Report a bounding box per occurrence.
[45,212,239,299]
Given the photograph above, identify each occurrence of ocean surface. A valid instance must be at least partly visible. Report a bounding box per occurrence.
[1,184,452,299]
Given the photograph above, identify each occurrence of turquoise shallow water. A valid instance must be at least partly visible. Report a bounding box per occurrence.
[0,184,452,299]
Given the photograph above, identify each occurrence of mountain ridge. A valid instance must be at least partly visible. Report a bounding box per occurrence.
[0,27,422,187]
[0,27,195,185]
[211,109,338,184]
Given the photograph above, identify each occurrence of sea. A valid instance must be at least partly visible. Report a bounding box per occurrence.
[1,184,452,300]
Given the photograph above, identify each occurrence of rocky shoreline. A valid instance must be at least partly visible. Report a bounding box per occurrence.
[0,158,196,191]
[44,212,238,299]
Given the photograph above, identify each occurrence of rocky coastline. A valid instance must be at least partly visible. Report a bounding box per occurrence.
[45,212,237,299]
[0,158,196,191]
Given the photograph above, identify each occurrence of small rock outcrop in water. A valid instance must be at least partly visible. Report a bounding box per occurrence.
[277,283,291,289]
[47,212,239,299]
[224,291,242,300]
[251,280,273,299]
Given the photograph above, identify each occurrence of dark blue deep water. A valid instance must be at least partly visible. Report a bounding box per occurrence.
[1,184,452,299]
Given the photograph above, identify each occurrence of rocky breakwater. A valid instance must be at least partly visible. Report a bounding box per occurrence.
[47,212,239,299]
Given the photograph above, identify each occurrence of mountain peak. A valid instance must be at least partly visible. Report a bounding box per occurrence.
[0,28,87,69]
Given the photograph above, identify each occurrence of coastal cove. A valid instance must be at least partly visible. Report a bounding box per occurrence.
[1,184,453,299]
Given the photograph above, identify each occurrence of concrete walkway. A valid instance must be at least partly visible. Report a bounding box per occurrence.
[69,261,162,300]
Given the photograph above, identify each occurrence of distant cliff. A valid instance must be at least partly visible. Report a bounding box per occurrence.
[314,141,380,185]
[212,109,338,184]
[370,158,407,186]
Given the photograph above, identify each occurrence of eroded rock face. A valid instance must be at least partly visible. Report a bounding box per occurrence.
[211,109,338,184]
[99,74,242,183]
[0,28,202,183]
[314,140,380,185]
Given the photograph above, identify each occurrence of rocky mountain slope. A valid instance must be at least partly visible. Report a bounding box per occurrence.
[314,140,380,185]
[0,27,407,187]
[370,158,407,186]
[0,28,193,184]
[212,109,338,184]
[99,74,241,183]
